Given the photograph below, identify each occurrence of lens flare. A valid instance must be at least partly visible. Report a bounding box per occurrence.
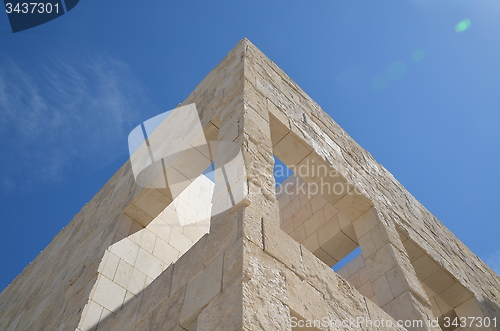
[455,19,471,33]
[370,75,387,91]
[412,50,426,62]
[386,62,406,81]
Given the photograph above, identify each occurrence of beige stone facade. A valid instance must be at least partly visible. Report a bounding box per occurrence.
[0,39,498,330]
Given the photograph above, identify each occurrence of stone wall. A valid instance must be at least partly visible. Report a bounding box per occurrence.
[241,38,500,327]
[77,175,213,330]
[0,38,498,331]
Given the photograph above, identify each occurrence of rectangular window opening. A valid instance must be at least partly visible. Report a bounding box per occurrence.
[274,156,293,187]
[332,246,361,272]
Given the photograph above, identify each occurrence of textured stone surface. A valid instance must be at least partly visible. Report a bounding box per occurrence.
[0,38,498,331]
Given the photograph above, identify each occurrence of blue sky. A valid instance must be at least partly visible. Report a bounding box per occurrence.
[1,0,499,291]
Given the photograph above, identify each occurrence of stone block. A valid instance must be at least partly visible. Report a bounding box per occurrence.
[129,227,156,254]
[223,239,243,290]
[402,238,425,262]
[182,225,207,243]
[197,277,243,331]
[99,251,120,280]
[269,101,290,133]
[128,219,143,236]
[304,209,326,237]
[152,238,179,266]
[439,282,473,308]
[133,264,174,322]
[92,275,126,312]
[241,207,265,249]
[454,297,485,319]
[274,132,312,167]
[295,152,331,185]
[298,190,310,208]
[312,247,337,267]
[282,197,301,223]
[109,238,140,266]
[316,216,341,248]
[383,292,434,330]
[347,254,365,275]
[310,193,328,213]
[365,299,406,331]
[134,248,165,279]
[242,266,291,331]
[425,269,456,296]
[292,202,313,230]
[352,207,379,239]
[242,238,287,302]
[169,228,194,254]
[285,268,329,321]
[113,259,134,289]
[373,274,395,307]
[342,223,358,244]
[281,217,294,235]
[369,224,392,251]
[413,254,441,281]
[302,232,320,253]
[318,174,349,205]
[322,231,358,262]
[172,149,212,184]
[136,286,185,331]
[358,281,375,298]
[358,232,376,258]
[79,300,103,331]
[290,225,307,243]
[133,188,173,221]
[347,271,362,289]
[123,204,154,230]
[262,218,306,279]
[386,266,408,299]
[204,211,240,266]
[277,191,291,210]
[358,266,370,285]
[429,297,441,318]
[434,295,452,316]
[159,207,181,229]
[336,266,350,279]
[364,244,397,280]
[180,253,223,327]
[116,214,133,237]
[128,267,147,296]
[321,202,339,219]
[337,211,350,229]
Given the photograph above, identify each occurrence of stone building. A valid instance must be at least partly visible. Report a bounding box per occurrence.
[0,39,499,331]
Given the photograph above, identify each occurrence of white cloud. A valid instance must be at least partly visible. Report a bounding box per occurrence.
[0,53,154,192]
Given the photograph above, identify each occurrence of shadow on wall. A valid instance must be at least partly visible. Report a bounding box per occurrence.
[75,175,214,331]
[481,298,500,331]
[87,205,241,331]
[76,103,250,330]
